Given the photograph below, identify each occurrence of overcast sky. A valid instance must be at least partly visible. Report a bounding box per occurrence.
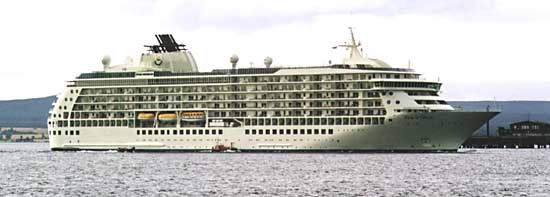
[1,0,549,101]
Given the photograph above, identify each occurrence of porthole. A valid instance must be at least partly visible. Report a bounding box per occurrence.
[389,92,394,96]
[386,100,391,105]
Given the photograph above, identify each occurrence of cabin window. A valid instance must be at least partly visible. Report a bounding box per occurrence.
[307,129,312,135]
[321,129,326,135]
[137,130,140,135]
[252,129,257,135]
[219,130,223,135]
[154,130,159,135]
[266,129,270,135]
[76,130,80,135]
[300,129,305,135]
[328,129,334,135]
[245,129,250,135]
[212,130,217,135]
[205,129,209,135]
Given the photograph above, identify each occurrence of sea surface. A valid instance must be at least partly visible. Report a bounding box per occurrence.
[1,143,550,196]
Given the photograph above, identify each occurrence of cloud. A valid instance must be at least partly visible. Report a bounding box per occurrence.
[0,0,548,100]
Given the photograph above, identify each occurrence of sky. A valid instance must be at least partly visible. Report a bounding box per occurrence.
[0,0,549,101]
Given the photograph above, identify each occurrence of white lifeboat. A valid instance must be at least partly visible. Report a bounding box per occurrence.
[137,113,155,120]
[158,113,177,121]
[181,111,205,122]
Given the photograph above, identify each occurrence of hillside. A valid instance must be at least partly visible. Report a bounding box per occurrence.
[0,96,548,133]
[0,96,56,128]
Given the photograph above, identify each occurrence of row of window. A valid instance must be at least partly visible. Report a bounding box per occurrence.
[51,117,386,128]
[137,129,224,136]
[53,119,132,128]
[244,117,385,126]
[75,72,418,88]
[50,130,80,136]
[245,128,334,135]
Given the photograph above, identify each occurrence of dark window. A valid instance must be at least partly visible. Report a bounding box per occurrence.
[192,130,197,135]
[186,130,191,135]
[205,129,210,135]
[198,130,203,135]
[70,130,74,135]
[293,129,298,135]
[173,130,177,135]
[212,130,217,135]
[279,129,284,135]
[307,129,312,135]
[142,130,146,135]
[154,130,159,135]
[65,131,68,135]
[137,130,140,135]
[219,130,223,135]
[76,130,80,135]
[160,130,165,135]
[245,129,250,135]
[300,129,305,135]
[321,129,326,134]
[259,130,263,135]
[179,130,184,135]
[328,129,334,135]
[266,129,270,135]
[314,129,319,135]
[252,129,257,135]
[148,130,152,135]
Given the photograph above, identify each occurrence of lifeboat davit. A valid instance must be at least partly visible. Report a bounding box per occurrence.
[137,113,155,120]
[158,113,177,121]
[181,111,205,122]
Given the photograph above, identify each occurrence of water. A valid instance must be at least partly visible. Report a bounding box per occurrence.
[1,143,550,196]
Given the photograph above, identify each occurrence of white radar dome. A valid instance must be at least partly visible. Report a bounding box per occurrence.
[101,55,111,67]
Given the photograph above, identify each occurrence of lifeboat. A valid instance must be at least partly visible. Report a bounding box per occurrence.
[137,113,155,120]
[158,113,177,121]
[181,111,205,122]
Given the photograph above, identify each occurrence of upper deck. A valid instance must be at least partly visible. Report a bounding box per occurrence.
[76,64,416,80]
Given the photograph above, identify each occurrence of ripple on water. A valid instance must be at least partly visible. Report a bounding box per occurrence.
[1,144,550,196]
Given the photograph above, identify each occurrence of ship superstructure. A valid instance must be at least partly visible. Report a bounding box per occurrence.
[47,31,498,152]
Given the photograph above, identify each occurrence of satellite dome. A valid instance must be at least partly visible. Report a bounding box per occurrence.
[230,55,239,64]
[230,54,239,69]
[264,56,273,68]
[101,55,111,67]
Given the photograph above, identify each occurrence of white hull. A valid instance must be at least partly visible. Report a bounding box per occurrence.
[49,111,498,152]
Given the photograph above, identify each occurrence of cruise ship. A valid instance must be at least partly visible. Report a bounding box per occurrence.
[47,30,499,152]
